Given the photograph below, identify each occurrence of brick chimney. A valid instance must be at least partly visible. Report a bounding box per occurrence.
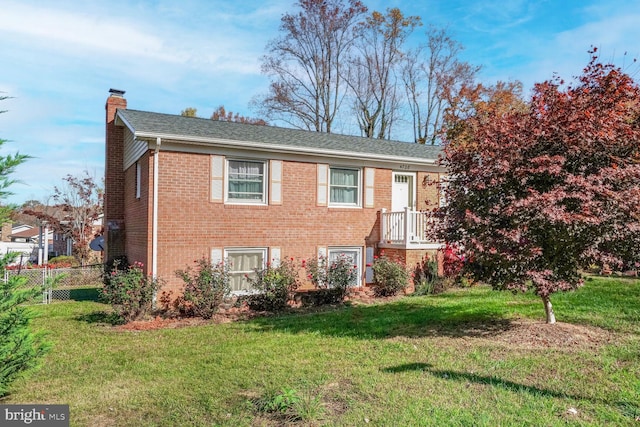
[104,89,127,263]
[1,222,12,242]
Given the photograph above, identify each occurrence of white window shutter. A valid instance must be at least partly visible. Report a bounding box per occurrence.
[364,167,375,208]
[316,247,328,286]
[317,246,327,259]
[211,155,225,203]
[317,164,328,206]
[270,247,281,267]
[270,160,282,205]
[211,248,223,265]
[365,247,374,283]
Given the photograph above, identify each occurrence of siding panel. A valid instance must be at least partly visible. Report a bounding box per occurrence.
[123,130,148,171]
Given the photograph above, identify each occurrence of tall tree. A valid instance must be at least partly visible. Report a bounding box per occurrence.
[12,200,46,227]
[348,8,420,139]
[211,106,267,125]
[444,80,527,149]
[402,26,480,144]
[180,107,198,117]
[0,95,46,397]
[25,172,102,266]
[0,95,30,224]
[255,0,367,133]
[0,251,50,397]
[439,50,640,324]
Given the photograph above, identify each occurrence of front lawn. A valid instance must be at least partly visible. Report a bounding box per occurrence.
[4,277,640,426]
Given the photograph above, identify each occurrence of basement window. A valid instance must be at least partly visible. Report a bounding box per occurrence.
[327,246,362,286]
[225,248,267,292]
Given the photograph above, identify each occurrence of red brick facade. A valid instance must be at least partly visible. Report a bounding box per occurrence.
[104,90,127,262]
[105,93,446,295]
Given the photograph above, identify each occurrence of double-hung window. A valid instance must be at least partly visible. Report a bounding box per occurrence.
[225,248,267,292]
[327,246,362,286]
[329,167,360,206]
[227,160,266,203]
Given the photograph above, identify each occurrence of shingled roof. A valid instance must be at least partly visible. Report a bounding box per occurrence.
[10,227,38,239]
[117,109,443,162]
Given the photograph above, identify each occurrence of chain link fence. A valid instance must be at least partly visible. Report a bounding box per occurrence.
[7,264,104,303]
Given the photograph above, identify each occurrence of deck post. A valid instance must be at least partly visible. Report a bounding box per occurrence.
[380,208,387,245]
[404,207,411,246]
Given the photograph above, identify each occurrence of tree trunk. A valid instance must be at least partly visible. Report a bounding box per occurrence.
[541,295,556,324]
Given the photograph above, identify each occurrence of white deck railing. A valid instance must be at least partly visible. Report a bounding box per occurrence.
[380,207,441,248]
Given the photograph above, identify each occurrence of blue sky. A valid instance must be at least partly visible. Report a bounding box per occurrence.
[1,0,639,205]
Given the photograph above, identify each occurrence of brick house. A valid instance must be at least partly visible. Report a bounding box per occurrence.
[104,89,446,295]
[51,214,104,264]
[0,224,52,264]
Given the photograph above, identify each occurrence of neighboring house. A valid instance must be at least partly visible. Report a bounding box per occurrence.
[51,213,104,263]
[8,226,39,243]
[0,224,53,264]
[1,223,34,241]
[104,89,446,295]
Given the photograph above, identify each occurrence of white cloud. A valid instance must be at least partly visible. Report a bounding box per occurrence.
[0,1,286,80]
[2,2,187,63]
[0,1,291,205]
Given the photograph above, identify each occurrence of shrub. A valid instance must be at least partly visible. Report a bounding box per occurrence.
[296,288,345,306]
[371,255,409,297]
[48,255,79,267]
[413,254,440,295]
[304,254,358,302]
[176,258,231,319]
[103,255,128,283]
[0,252,50,397]
[157,290,172,310]
[245,258,300,312]
[102,261,160,322]
[442,244,464,278]
[440,245,477,288]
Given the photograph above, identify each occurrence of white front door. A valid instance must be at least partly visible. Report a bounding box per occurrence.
[392,173,414,212]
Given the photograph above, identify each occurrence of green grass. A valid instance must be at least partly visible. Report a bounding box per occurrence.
[3,277,640,426]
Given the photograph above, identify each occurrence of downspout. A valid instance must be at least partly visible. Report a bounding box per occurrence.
[152,137,161,280]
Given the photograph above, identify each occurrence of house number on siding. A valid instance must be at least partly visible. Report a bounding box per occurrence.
[398,164,411,170]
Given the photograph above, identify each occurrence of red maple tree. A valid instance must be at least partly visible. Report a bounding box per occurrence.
[439,49,640,323]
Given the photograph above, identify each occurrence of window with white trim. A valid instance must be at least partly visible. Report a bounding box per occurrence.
[226,160,267,203]
[328,246,362,286]
[329,167,360,206]
[225,248,267,292]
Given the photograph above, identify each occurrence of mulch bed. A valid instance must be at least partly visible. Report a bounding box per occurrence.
[115,287,394,331]
[492,319,616,350]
